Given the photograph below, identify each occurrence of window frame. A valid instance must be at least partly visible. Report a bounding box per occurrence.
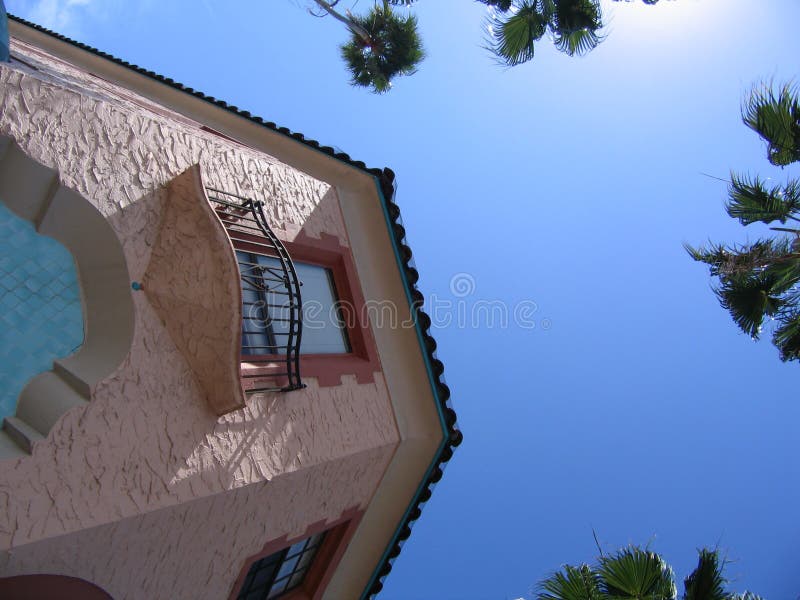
[238,252,351,357]
[234,231,381,389]
[234,531,327,600]
[229,509,363,600]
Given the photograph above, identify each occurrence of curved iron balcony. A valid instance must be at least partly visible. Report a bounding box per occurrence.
[206,188,304,392]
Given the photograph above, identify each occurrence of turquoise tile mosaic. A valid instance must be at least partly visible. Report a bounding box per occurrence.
[0,199,84,420]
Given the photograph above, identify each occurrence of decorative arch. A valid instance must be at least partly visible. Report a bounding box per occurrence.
[0,135,134,457]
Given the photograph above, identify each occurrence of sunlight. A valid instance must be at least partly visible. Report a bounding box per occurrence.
[602,0,734,48]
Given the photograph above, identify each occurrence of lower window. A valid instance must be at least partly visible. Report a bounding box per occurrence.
[236,532,326,600]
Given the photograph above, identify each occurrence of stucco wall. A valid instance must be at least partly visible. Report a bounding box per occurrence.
[0,444,396,600]
[0,34,399,586]
[2,40,348,245]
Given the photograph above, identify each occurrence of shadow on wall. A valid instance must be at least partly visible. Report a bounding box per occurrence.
[144,174,392,495]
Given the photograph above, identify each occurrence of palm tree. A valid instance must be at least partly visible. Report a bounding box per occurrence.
[687,82,800,362]
[536,545,763,600]
[309,0,662,91]
[312,0,423,93]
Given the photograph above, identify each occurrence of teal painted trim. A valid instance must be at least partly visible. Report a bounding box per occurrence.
[358,177,450,600]
[1,0,9,62]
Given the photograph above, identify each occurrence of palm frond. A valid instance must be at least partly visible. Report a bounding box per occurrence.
[485,1,548,66]
[340,3,424,93]
[597,547,677,600]
[726,173,800,225]
[715,271,786,338]
[551,0,602,30]
[690,235,800,352]
[742,81,800,167]
[549,0,603,56]
[552,27,603,56]
[537,564,603,600]
[773,311,800,361]
[764,251,800,296]
[683,549,728,600]
[476,0,514,11]
[685,238,796,277]
[685,241,729,268]
[730,593,766,600]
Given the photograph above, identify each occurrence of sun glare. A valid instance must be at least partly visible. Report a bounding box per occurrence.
[602,0,731,47]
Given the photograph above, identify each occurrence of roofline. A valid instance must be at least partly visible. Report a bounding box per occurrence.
[7,14,385,182]
[6,14,462,598]
[361,174,461,599]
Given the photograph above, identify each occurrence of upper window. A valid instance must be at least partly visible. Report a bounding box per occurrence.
[237,251,350,356]
[208,186,380,390]
[235,532,325,600]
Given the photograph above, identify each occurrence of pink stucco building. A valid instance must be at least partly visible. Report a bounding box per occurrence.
[0,15,460,600]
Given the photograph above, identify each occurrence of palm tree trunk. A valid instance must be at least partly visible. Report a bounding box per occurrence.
[311,0,372,44]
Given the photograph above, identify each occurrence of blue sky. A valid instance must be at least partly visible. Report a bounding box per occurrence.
[6,0,800,598]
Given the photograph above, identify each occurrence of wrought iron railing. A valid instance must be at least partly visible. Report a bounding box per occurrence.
[206,187,304,392]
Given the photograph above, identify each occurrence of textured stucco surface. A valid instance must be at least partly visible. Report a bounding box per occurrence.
[0,35,399,588]
[0,444,396,600]
[2,40,349,245]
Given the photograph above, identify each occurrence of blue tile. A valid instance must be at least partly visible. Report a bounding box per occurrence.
[0,200,84,420]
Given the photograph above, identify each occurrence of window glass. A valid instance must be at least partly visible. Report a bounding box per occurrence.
[265,580,287,599]
[237,252,349,356]
[275,552,300,582]
[294,262,349,354]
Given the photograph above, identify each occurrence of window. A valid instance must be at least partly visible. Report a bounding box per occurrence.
[230,513,363,600]
[238,251,350,357]
[207,186,381,390]
[241,236,382,388]
[236,533,325,600]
